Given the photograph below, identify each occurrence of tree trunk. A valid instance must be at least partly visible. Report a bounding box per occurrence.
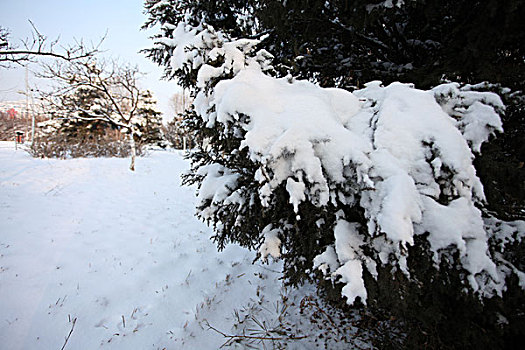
[129,132,136,171]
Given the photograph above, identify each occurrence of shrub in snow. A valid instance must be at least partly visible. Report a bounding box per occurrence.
[31,118,133,159]
[146,19,525,348]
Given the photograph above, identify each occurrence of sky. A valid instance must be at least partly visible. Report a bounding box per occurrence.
[0,0,178,121]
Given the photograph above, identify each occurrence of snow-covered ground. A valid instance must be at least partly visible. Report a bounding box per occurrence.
[0,142,372,349]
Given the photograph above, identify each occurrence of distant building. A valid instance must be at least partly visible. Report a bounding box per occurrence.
[0,99,47,118]
[0,100,48,141]
[0,100,28,117]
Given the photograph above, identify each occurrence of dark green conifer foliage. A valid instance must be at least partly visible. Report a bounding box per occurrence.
[135,90,166,148]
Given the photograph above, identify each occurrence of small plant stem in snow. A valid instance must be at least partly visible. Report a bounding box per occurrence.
[204,319,308,347]
[60,317,77,350]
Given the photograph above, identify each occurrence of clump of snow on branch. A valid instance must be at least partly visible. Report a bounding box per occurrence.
[196,163,241,219]
[259,225,283,261]
[432,83,504,153]
[484,217,525,289]
[160,21,524,305]
[366,0,406,13]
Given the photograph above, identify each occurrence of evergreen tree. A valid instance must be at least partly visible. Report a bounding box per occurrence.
[134,90,166,149]
[143,2,525,348]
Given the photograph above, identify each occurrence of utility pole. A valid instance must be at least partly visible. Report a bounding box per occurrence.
[13,110,17,150]
[31,94,36,147]
[25,67,29,139]
[24,66,36,147]
[30,93,35,147]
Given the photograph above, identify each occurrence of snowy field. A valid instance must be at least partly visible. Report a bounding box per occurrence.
[0,142,372,350]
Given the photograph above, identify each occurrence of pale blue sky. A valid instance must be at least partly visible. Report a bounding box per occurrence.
[0,0,177,119]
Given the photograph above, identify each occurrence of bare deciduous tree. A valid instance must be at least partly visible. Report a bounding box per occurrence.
[164,91,194,149]
[37,58,158,170]
[169,91,191,116]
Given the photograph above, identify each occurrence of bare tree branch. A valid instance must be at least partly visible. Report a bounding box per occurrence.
[0,21,103,68]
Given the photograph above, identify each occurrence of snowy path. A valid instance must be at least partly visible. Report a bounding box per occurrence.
[0,143,281,349]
